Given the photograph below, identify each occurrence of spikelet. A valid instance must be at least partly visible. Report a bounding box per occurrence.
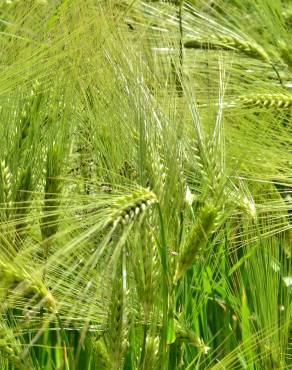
[206,139,224,198]
[140,335,159,370]
[150,144,167,201]
[0,322,32,370]
[17,80,42,153]
[217,35,270,62]
[107,262,128,369]
[15,167,33,204]
[41,143,63,252]
[192,139,224,200]
[14,166,33,242]
[226,185,257,220]
[13,80,42,242]
[173,203,218,284]
[184,35,270,62]
[119,160,138,181]
[92,337,111,370]
[278,40,292,68]
[142,229,160,320]
[0,258,56,312]
[174,319,210,354]
[0,160,12,221]
[110,188,157,228]
[193,141,205,174]
[239,93,292,109]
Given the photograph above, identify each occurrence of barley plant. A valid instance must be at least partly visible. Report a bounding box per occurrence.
[0,0,291,369]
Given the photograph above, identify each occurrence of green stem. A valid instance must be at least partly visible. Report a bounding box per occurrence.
[56,313,75,370]
[157,204,169,369]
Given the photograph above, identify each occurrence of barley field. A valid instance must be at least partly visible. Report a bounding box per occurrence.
[0,1,291,369]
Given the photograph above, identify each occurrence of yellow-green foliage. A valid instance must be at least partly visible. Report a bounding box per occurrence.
[0,1,291,369]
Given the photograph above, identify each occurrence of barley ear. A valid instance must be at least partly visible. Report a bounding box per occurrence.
[173,203,218,284]
[0,258,57,313]
[41,143,63,257]
[110,188,157,228]
[278,40,292,68]
[239,93,292,109]
[174,319,210,354]
[0,322,33,370]
[140,335,159,370]
[92,337,111,370]
[0,160,12,221]
[14,165,33,243]
[217,35,270,62]
[107,261,128,369]
[142,229,160,320]
[185,35,270,63]
[16,80,42,153]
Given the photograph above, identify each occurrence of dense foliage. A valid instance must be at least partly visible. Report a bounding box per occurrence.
[0,0,291,369]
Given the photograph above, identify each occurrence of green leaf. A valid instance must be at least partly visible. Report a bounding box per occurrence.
[166,316,176,345]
